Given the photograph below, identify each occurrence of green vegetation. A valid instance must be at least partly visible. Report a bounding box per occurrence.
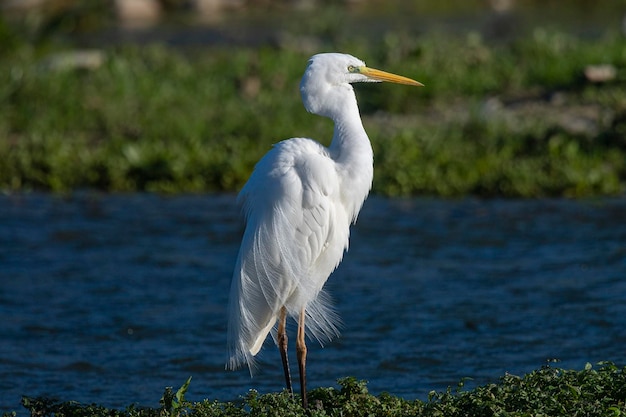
[9,362,626,416]
[1,19,625,196]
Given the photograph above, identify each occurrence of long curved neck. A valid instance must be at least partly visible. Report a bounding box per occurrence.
[328,93,374,221]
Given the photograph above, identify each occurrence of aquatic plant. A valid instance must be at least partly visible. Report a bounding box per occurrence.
[12,362,626,417]
[0,20,625,196]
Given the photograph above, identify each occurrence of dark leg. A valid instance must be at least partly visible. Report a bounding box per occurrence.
[277,306,293,393]
[296,307,308,408]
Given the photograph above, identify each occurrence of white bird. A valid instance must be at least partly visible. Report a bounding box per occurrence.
[227,53,422,408]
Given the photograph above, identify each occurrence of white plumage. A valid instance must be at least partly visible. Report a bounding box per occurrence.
[227,53,422,407]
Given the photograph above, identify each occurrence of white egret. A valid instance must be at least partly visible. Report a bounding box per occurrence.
[227,53,422,407]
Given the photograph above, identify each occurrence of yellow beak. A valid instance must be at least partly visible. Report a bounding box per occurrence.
[360,66,424,86]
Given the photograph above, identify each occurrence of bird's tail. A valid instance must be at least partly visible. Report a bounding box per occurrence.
[302,288,342,346]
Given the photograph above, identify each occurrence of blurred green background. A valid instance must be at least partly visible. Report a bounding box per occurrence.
[1,0,625,196]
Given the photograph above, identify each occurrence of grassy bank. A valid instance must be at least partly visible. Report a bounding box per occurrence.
[9,362,626,417]
[1,22,625,196]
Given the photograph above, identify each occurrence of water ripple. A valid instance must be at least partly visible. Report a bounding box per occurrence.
[1,193,625,413]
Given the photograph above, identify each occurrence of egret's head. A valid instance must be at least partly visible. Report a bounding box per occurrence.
[300,53,422,117]
[301,53,367,88]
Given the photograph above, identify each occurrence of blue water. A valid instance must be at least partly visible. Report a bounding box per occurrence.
[1,193,626,414]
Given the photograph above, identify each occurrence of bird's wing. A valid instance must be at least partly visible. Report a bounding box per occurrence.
[227,138,342,370]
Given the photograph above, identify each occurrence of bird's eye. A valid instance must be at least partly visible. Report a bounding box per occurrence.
[347,65,359,73]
